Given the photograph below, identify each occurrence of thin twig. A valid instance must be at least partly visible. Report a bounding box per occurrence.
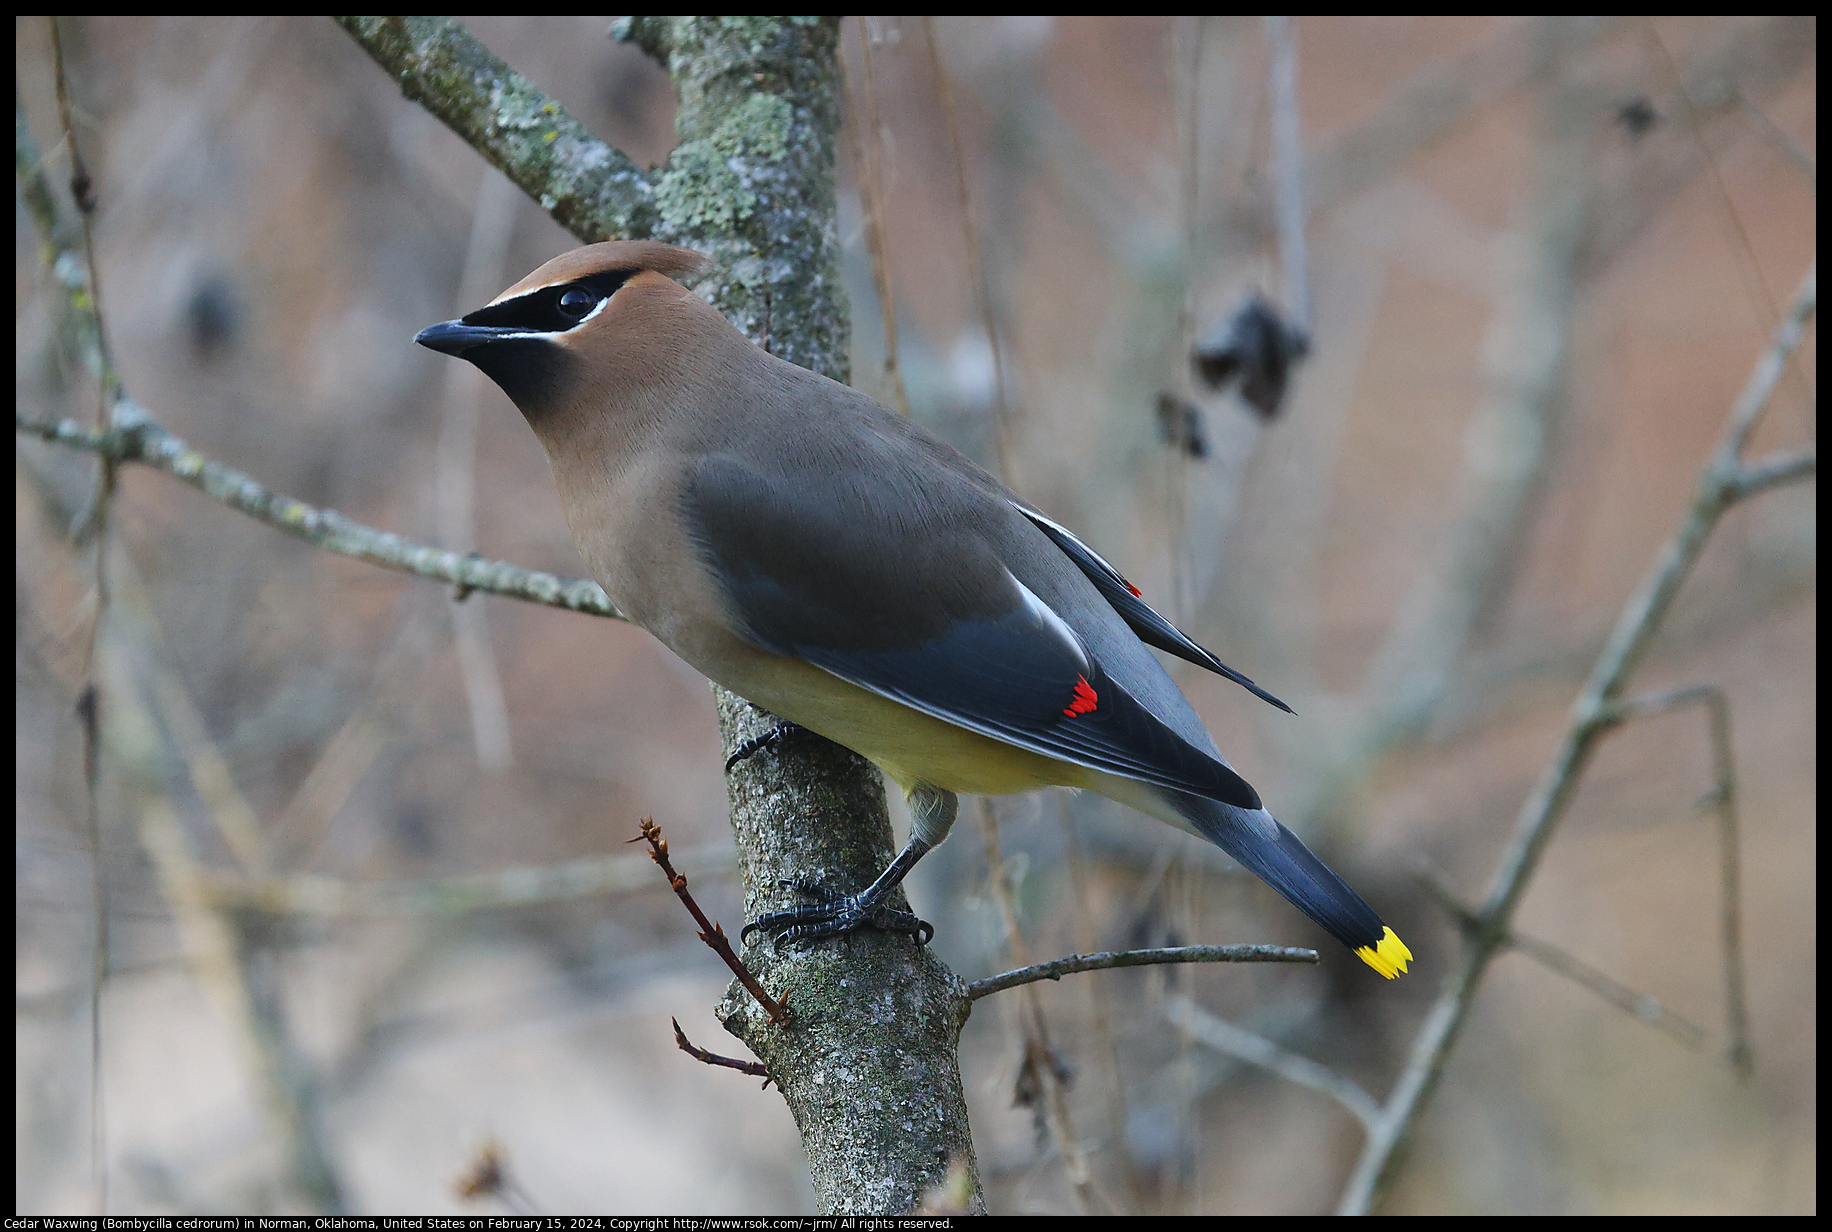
[847,16,910,415]
[634,817,791,1026]
[1167,997,1380,1132]
[1265,15,1311,334]
[972,797,1093,1211]
[969,943,1320,1000]
[334,17,655,242]
[1057,803,1142,1211]
[1736,90,1815,189]
[1416,867,1708,1051]
[16,409,621,620]
[1724,446,1816,500]
[923,16,1014,480]
[1596,684,1752,1073]
[1336,263,1814,1215]
[45,34,117,1208]
[193,842,736,918]
[438,169,520,771]
[1644,22,1812,418]
[672,1018,774,1089]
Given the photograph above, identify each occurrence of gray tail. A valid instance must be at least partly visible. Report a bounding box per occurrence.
[1166,790,1388,956]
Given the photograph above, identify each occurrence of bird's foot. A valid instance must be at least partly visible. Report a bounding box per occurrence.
[741,878,934,949]
[724,721,809,773]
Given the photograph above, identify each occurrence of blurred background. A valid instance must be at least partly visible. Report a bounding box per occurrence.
[15,15,1815,1216]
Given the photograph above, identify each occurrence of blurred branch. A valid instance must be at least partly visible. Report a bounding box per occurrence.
[1264,15,1310,335]
[846,16,910,416]
[437,170,521,772]
[1288,78,1594,835]
[924,15,1015,480]
[1215,17,1625,246]
[110,553,272,875]
[1167,997,1380,1132]
[85,567,347,1212]
[1736,91,1815,189]
[16,410,621,619]
[267,606,432,865]
[1337,263,1814,1215]
[972,798,1094,1210]
[1577,15,1815,274]
[333,16,657,242]
[22,83,623,654]
[1723,446,1816,499]
[1417,867,1708,1051]
[193,842,736,918]
[134,804,348,1213]
[968,943,1318,1000]
[1596,683,1752,1072]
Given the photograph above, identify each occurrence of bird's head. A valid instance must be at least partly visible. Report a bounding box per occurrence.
[416,240,717,416]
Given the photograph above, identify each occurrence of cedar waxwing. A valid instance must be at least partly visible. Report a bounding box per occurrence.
[416,241,1410,978]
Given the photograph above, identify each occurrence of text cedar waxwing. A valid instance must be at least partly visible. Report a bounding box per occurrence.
[416,240,1411,978]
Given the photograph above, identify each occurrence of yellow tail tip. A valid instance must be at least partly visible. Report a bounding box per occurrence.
[1354,927,1413,979]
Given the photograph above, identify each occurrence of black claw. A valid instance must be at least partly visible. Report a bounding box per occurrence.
[741,888,933,951]
[724,722,808,773]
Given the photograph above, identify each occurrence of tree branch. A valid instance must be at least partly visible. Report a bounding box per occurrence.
[1336,262,1814,1215]
[1167,997,1381,1132]
[16,410,622,620]
[1416,867,1707,1051]
[969,944,1318,1000]
[334,16,657,242]
[192,842,736,918]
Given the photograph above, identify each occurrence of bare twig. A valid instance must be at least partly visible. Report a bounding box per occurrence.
[1057,804,1141,1210]
[1336,264,1814,1215]
[1643,22,1812,418]
[1417,867,1708,1051]
[1724,445,1816,500]
[847,16,910,415]
[969,943,1319,1000]
[1167,997,1380,1132]
[193,841,735,918]
[923,16,1014,480]
[438,169,521,771]
[100,604,348,1217]
[334,17,655,242]
[1736,90,1815,189]
[1264,15,1311,334]
[672,1018,774,1088]
[1596,684,1752,1072]
[42,37,120,1207]
[972,798,1092,1209]
[1215,17,1627,247]
[16,409,621,620]
[635,817,791,1026]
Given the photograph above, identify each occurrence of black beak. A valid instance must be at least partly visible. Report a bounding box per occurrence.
[414,319,521,357]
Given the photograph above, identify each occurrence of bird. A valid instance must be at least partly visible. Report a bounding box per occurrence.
[416,240,1410,978]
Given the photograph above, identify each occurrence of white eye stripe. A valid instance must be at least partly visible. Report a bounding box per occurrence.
[570,294,612,328]
[473,290,613,342]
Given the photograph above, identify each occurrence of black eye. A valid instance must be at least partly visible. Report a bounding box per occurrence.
[558,288,596,318]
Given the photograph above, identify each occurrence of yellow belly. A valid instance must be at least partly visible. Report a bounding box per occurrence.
[701,638,1092,797]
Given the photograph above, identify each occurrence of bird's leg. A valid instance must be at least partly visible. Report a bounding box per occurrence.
[724,719,811,773]
[742,786,958,949]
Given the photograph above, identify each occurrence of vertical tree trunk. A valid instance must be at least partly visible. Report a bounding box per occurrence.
[622,17,984,1214]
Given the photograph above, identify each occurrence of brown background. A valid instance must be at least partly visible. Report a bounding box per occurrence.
[16,15,1816,1215]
